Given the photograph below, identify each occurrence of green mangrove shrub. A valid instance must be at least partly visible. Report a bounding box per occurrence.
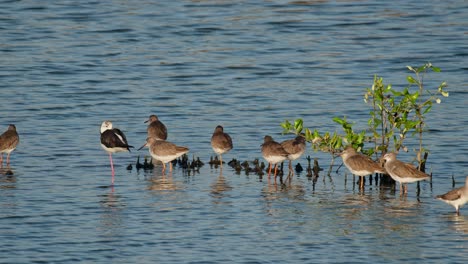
[281,63,448,173]
[364,63,448,167]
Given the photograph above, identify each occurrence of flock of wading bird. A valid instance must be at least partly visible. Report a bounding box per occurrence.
[1,115,468,215]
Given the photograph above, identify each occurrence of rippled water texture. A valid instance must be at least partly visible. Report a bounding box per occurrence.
[1,0,467,263]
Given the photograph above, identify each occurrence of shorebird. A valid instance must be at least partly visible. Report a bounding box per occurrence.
[383,152,431,194]
[280,135,306,175]
[0,124,19,167]
[138,137,189,174]
[261,135,288,177]
[145,114,167,140]
[100,121,133,185]
[211,125,233,166]
[436,176,468,215]
[339,146,385,189]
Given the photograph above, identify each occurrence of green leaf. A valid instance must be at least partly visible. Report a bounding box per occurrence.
[417,65,426,73]
[410,91,420,101]
[305,128,312,141]
[407,76,417,84]
[294,119,303,134]
[423,105,432,114]
[431,66,441,72]
[333,117,345,125]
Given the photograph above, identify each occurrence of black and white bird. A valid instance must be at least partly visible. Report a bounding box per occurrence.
[100,120,133,185]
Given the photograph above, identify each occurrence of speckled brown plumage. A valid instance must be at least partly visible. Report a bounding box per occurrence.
[211,125,233,166]
[339,146,385,189]
[383,152,431,194]
[0,124,19,166]
[436,176,468,215]
[140,137,189,174]
[280,136,306,174]
[261,135,288,177]
[145,114,167,140]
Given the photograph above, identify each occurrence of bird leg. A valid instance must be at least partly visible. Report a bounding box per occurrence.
[6,153,11,165]
[267,163,272,177]
[108,153,115,185]
[0,153,3,167]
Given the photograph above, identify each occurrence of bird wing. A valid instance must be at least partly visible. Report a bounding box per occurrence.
[101,129,133,150]
[436,188,462,201]
[148,121,167,140]
[0,130,19,150]
[224,133,233,149]
[154,141,188,155]
[212,133,233,149]
[348,154,384,173]
[273,143,289,156]
[392,160,429,179]
[262,142,288,156]
[280,139,294,154]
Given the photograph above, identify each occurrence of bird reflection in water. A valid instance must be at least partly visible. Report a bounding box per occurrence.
[0,167,16,190]
[445,214,468,234]
[98,189,126,236]
[210,168,233,201]
[382,196,423,218]
[147,174,182,191]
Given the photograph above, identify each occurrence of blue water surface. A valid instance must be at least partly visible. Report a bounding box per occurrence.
[1,0,467,263]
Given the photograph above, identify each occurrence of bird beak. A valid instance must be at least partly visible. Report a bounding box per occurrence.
[144,119,149,123]
[137,142,147,151]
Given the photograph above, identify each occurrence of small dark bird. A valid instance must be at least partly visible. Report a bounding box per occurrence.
[145,114,168,140]
[0,124,19,167]
[211,125,233,167]
[261,135,288,177]
[280,136,306,174]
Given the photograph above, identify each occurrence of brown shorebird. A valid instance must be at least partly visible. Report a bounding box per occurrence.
[211,125,233,166]
[280,136,306,174]
[436,176,468,215]
[138,137,189,174]
[0,124,19,167]
[383,152,431,194]
[100,121,133,185]
[145,114,167,140]
[261,135,288,177]
[339,146,385,189]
